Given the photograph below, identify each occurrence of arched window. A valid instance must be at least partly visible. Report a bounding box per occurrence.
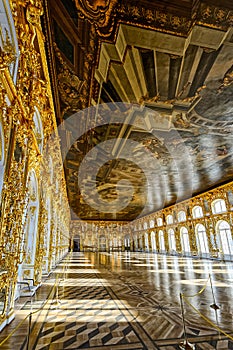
[192,206,203,219]
[195,224,209,254]
[149,219,155,228]
[166,214,173,225]
[151,231,156,251]
[139,236,143,250]
[159,230,165,251]
[144,232,149,251]
[168,229,176,252]
[211,199,227,214]
[180,227,190,253]
[99,235,106,251]
[157,218,163,227]
[124,234,130,250]
[178,211,186,222]
[216,220,233,256]
[113,237,118,248]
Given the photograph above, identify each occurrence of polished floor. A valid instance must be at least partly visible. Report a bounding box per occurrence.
[0,252,233,349]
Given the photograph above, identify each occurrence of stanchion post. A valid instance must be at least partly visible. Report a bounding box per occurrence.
[209,274,220,310]
[209,274,221,340]
[26,312,32,350]
[179,294,195,350]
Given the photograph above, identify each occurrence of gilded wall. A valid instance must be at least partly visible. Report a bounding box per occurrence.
[0,0,70,330]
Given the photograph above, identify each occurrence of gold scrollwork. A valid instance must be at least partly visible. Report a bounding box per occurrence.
[74,0,117,28]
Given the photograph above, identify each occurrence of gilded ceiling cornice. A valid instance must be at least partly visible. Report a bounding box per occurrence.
[196,3,233,30]
[74,0,233,39]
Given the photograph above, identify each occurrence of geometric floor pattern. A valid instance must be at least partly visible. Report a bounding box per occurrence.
[0,252,233,349]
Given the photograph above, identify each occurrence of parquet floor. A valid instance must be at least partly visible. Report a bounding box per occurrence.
[0,252,232,349]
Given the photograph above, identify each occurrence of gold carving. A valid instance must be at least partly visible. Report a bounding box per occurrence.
[0,0,70,326]
[53,43,87,114]
[197,3,233,30]
[74,0,117,29]
[0,29,16,70]
[117,4,192,36]
[218,65,233,93]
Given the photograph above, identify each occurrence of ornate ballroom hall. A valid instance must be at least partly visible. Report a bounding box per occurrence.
[0,0,233,349]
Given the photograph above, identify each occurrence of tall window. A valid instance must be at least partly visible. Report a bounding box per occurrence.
[157,218,163,227]
[196,224,209,254]
[99,235,106,251]
[216,220,233,255]
[145,233,149,251]
[212,199,227,214]
[180,227,190,253]
[166,214,173,225]
[192,206,203,219]
[151,231,156,251]
[159,230,165,251]
[178,211,186,222]
[124,234,130,249]
[149,219,155,228]
[168,229,176,252]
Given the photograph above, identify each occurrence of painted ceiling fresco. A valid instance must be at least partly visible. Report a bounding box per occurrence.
[46,0,233,222]
[64,83,233,222]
